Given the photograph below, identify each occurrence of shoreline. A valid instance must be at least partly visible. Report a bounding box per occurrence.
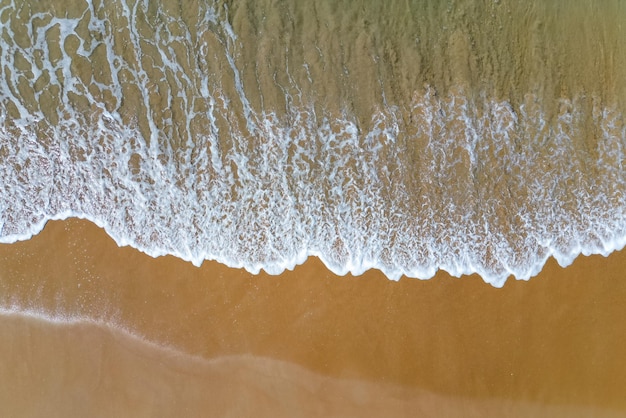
[3,214,624,287]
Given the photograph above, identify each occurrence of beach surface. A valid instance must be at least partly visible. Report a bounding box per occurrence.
[1,218,625,417]
[2,1,626,415]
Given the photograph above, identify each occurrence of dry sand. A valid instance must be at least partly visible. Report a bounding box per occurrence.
[1,218,625,417]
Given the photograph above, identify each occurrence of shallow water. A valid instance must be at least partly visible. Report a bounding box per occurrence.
[1,0,626,285]
[2,312,624,418]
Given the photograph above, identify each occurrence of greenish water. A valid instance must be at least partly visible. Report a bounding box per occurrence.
[1,0,626,286]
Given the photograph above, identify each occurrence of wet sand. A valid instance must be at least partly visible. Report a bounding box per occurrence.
[1,218,625,417]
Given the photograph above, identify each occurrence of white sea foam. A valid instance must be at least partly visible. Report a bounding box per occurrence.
[1,0,625,287]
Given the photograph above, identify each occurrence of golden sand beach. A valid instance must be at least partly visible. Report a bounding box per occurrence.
[2,1,626,416]
[1,218,625,417]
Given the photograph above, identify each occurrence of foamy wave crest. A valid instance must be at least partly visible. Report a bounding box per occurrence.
[1,0,625,287]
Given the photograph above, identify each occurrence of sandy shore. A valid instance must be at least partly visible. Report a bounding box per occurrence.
[1,218,625,417]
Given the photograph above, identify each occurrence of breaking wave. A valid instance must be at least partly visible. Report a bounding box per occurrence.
[1,0,625,287]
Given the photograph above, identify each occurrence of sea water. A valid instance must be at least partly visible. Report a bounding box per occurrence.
[1,0,625,287]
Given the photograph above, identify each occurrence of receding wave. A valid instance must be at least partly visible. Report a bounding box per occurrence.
[1,0,626,286]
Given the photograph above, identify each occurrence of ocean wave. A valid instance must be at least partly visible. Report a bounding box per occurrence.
[1,0,625,287]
